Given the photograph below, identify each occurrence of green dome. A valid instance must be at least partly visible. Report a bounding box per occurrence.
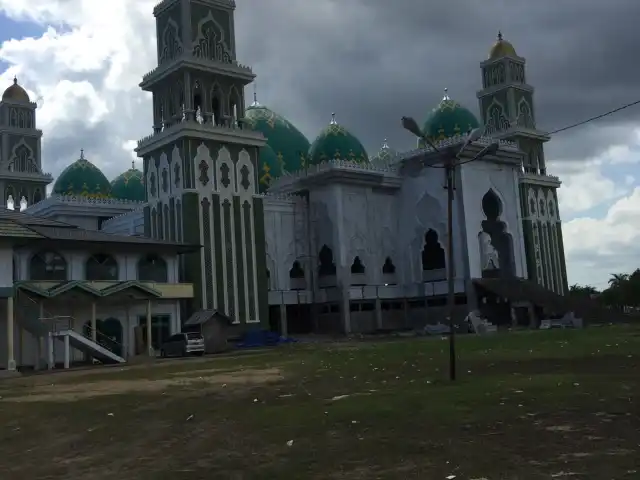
[371,139,398,167]
[244,98,311,174]
[111,163,145,201]
[421,89,480,144]
[308,114,368,165]
[52,150,112,197]
[257,144,283,193]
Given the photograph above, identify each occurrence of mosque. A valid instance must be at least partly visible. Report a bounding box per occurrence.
[0,0,573,371]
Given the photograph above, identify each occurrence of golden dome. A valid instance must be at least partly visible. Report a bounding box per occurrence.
[2,77,30,103]
[488,32,517,60]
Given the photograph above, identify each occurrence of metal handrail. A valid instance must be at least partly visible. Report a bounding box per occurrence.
[16,290,124,357]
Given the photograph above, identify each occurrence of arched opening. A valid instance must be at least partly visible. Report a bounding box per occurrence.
[289,261,305,279]
[138,254,168,282]
[193,81,203,123]
[318,245,336,277]
[30,251,67,281]
[211,85,223,126]
[422,229,445,271]
[479,190,515,277]
[289,261,306,290]
[350,256,365,274]
[482,190,501,221]
[382,257,396,274]
[85,254,118,281]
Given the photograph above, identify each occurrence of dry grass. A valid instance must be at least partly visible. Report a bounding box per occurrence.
[0,326,639,479]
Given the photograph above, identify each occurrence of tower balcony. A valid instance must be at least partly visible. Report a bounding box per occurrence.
[136,116,265,156]
[140,54,254,91]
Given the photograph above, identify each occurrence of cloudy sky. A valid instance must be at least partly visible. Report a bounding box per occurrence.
[1,0,639,290]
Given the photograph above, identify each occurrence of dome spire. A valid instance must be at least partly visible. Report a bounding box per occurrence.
[442,88,450,101]
[382,138,389,149]
[251,83,260,107]
[330,112,337,125]
[80,148,85,159]
[497,30,503,41]
[132,159,135,169]
[13,76,17,85]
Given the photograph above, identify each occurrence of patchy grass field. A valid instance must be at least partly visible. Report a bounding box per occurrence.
[0,326,639,479]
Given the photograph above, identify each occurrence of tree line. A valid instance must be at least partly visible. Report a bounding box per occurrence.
[569,269,640,310]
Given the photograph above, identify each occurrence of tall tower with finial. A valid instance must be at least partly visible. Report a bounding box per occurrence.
[135,0,269,326]
[477,32,568,295]
[0,76,51,207]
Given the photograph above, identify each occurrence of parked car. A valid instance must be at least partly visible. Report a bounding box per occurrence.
[160,332,205,358]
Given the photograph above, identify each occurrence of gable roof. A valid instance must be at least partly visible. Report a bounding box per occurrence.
[0,208,199,253]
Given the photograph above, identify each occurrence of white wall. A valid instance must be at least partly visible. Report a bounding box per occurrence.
[263,196,309,291]
[0,245,12,287]
[396,166,467,290]
[459,158,528,279]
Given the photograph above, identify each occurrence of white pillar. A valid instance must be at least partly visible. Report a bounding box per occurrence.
[34,302,44,370]
[6,297,15,371]
[375,298,383,330]
[63,334,70,369]
[341,286,351,334]
[124,304,130,359]
[91,302,97,342]
[146,300,154,356]
[47,333,54,369]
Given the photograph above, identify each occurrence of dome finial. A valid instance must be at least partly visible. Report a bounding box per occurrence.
[497,31,503,41]
[251,83,259,107]
[330,112,337,125]
[80,148,84,159]
[382,138,389,149]
[132,159,135,170]
[442,88,450,101]
[13,76,17,85]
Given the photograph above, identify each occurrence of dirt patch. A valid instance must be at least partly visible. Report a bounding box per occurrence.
[1,367,283,403]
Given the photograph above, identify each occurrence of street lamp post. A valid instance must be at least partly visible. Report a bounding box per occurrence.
[401,116,498,381]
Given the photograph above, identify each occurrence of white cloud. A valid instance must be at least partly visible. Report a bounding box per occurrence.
[555,164,621,215]
[563,187,640,287]
[0,0,155,179]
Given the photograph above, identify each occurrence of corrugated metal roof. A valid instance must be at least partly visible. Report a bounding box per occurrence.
[0,207,199,252]
[0,219,44,238]
[184,309,233,326]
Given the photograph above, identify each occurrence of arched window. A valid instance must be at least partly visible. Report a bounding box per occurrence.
[351,256,365,274]
[382,257,396,274]
[289,261,305,279]
[86,254,118,281]
[30,251,67,281]
[138,254,168,282]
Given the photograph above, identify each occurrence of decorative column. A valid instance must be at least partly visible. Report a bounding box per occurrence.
[6,297,15,371]
[91,302,97,342]
[375,297,383,330]
[146,300,153,356]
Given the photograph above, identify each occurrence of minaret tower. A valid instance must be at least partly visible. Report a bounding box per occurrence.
[0,77,52,207]
[135,0,269,325]
[476,32,568,295]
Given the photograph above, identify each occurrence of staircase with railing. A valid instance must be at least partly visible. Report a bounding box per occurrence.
[14,289,126,368]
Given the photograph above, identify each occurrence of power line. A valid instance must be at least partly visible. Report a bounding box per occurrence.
[548,98,640,135]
